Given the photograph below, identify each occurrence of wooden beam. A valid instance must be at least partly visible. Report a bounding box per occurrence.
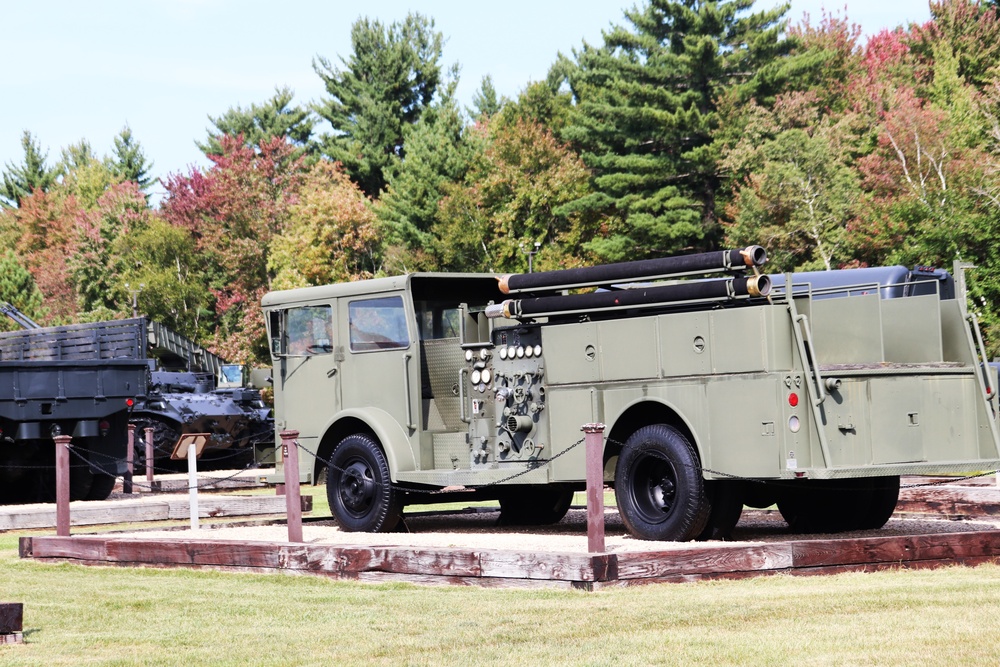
[20,529,1000,589]
[0,495,311,530]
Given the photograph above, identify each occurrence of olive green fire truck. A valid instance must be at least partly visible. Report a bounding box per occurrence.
[261,248,1000,541]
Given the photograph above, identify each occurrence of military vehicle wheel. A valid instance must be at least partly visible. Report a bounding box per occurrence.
[498,485,574,526]
[857,476,899,530]
[131,419,180,470]
[696,480,744,541]
[327,434,401,532]
[85,472,117,500]
[778,479,881,533]
[615,424,710,541]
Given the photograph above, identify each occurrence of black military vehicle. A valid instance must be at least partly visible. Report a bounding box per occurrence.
[130,364,273,470]
[0,316,149,503]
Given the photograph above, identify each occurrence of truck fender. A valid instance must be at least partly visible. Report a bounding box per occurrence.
[323,407,417,481]
[607,396,704,463]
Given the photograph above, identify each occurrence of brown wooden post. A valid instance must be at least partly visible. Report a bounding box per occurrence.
[0,602,23,645]
[280,429,303,542]
[124,423,135,494]
[144,427,154,483]
[582,423,607,553]
[54,434,72,537]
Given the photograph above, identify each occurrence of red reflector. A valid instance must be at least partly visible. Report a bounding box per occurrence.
[99,420,110,430]
[126,398,134,407]
[788,393,799,407]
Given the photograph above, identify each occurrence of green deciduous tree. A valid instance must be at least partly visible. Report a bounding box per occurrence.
[59,140,121,209]
[116,217,209,337]
[313,12,444,197]
[71,181,155,320]
[725,111,861,271]
[0,251,44,331]
[435,116,596,273]
[558,0,795,262]
[1,131,58,207]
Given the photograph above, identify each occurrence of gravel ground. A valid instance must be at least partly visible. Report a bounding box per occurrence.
[115,506,1000,554]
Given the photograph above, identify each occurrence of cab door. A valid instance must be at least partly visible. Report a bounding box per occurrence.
[338,294,416,439]
[271,302,340,481]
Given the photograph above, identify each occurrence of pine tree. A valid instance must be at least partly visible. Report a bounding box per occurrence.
[110,125,155,193]
[1,131,57,208]
[469,75,507,119]
[558,0,793,261]
[312,12,443,197]
[199,86,315,158]
[377,76,470,269]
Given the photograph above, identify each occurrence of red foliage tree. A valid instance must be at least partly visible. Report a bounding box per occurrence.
[160,135,306,362]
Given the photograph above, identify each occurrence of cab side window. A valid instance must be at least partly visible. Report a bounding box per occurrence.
[287,305,333,356]
[349,296,409,351]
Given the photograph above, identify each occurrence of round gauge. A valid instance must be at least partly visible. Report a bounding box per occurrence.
[479,348,491,361]
[465,349,474,362]
[499,347,508,360]
[516,346,525,358]
[507,346,516,359]
[534,345,542,357]
[524,346,534,358]
[471,369,482,384]
[481,369,492,384]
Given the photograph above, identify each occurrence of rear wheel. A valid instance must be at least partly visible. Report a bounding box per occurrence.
[614,424,709,541]
[697,480,744,541]
[857,476,900,530]
[778,477,899,533]
[498,485,575,526]
[326,434,401,532]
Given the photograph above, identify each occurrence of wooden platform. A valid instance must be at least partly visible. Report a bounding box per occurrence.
[18,528,1000,590]
[896,483,1000,518]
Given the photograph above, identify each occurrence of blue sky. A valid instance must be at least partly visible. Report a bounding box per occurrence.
[1,1,931,201]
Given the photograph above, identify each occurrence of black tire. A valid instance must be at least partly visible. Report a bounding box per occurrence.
[85,473,117,500]
[498,485,575,526]
[35,453,95,502]
[614,424,710,541]
[326,434,401,532]
[697,480,744,541]
[131,419,181,471]
[779,478,891,534]
[857,476,900,530]
[742,481,780,509]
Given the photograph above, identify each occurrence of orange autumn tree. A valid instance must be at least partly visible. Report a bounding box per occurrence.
[269,160,381,289]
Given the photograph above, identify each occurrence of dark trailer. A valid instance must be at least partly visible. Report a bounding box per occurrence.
[0,318,149,503]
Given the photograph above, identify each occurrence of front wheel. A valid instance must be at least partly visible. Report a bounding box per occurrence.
[614,424,710,541]
[326,434,402,532]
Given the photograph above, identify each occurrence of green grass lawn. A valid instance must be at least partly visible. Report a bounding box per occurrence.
[4,520,1000,665]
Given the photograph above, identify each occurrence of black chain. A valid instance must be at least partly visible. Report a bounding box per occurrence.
[293,436,587,497]
[62,442,262,493]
